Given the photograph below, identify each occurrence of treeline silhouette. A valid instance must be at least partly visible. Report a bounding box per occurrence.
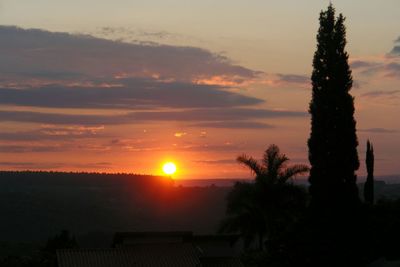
[0,171,229,242]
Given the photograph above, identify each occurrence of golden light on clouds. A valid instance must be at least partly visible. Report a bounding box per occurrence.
[174,132,187,138]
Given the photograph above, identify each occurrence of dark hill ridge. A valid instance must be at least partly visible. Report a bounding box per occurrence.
[1,171,399,244]
[0,171,229,243]
[0,171,173,188]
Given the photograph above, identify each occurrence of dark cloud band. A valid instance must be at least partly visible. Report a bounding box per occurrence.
[0,108,306,126]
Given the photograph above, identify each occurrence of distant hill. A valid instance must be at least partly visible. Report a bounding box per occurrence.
[1,171,400,245]
[0,171,230,244]
[176,175,400,187]
[358,180,400,200]
[175,178,248,187]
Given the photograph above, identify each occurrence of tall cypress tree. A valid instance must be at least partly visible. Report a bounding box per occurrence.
[364,140,374,204]
[308,4,360,211]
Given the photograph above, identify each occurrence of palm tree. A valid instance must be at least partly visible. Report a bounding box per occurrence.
[220,144,309,250]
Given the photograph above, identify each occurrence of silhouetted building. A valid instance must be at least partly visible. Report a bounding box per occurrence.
[57,245,201,267]
[112,231,193,247]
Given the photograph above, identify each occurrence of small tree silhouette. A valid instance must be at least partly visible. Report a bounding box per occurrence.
[44,230,78,253]
[219,144,309,250]
[364,140,374,204]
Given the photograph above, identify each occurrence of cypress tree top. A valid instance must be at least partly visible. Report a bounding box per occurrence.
[308,4,360,210]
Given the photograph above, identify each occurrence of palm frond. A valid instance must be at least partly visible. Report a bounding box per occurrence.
[262,144,289,183]
[278,164,310,184]
[237,154,264,176]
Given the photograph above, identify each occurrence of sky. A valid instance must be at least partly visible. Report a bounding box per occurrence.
[0,1,400,180]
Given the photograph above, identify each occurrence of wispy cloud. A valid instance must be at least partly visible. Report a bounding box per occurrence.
[276,74,309,85]
[389,36,400,55]
[350,60,381,70]
[0,144,66,153]
[0,162,64,169]
[0,108,306,126]
[174,132,187,138]
[361,90,400,98]
[190,121,274,129]
[91,26,201,46]
[359,89,400,106]
[0,26,260,85]
[359,128,398,134]
[0,125,105,141]
[0,161,112,169]
[349,56,400,79]
[0,79,262,109]
[193,159,235,165]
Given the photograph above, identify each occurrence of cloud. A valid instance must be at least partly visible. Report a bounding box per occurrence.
[0,110,119,125]
[190,121,274,129]
[0,26,311,131]
[389,36,400,55]
[0,161,112,169]
[0,141,116,153]
[99,138,246,153]
[384,62,400,78]
[260,73,310,89]
[349,57,400,79]
[359,128,398,134]
[353,37,400,78]
[390,46,400,55]
[40,125,105,136]
[0,162,64,169]
[174,132,187,138]
[98,27,174,40]
[361,90,400,98]
[0,108,306,126]
[0,26,260,85]
[177,143,243,152]
[0,78,263,109]
[276,74,309,85]
[350,60,381,69]
[0,25,311,164]
[0,144,65,153]
[0,27,267,111]
[193,159,235,165]
[360,89,400,106]
[0,125,106,141]
[92,26,197,45]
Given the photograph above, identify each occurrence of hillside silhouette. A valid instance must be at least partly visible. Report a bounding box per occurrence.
[0,171,229,244]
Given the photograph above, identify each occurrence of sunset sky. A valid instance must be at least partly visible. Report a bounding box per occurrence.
[1,1,400,180]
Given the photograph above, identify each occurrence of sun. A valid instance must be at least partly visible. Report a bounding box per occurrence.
[162,162,177,175]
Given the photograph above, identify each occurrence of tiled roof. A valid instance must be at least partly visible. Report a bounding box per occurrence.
[200,257,245,267]
[57,243,201,267]
[112,231,193,247]
[58,232,244,267]
[193,234,240,258]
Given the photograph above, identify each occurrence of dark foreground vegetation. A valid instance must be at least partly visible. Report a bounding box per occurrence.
[0,171,228,242]
[1,171,400,266]
[0,171,231,266]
